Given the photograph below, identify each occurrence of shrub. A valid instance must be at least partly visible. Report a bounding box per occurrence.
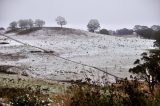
[69,84,111,106]
[0,27,5,30]
[99,29,109,35]
[10,94,52,106]
[68,79,160,106]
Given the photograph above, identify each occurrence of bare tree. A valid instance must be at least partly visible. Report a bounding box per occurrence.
[87,19,100,32]
[55,16,67,28]
[35,19,45,27]
[9,21,17,30]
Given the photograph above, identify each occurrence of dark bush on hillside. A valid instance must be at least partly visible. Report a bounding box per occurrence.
[116,28,133,35]
[17,27,42,35]
[0,27,5,30]
[135,28,155,39]
[133,25,160,39]
[5,27,41,35]
[99,29,109,35]
[5,28,19,34]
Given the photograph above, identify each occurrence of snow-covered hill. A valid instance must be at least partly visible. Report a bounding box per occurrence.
[0,27,155,82]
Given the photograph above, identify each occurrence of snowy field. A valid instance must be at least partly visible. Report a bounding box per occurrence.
[0,28,155,83]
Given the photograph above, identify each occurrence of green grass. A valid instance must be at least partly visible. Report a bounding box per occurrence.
[0,73,67,94]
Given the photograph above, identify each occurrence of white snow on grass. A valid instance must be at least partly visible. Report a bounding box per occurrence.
[0,28,155,83]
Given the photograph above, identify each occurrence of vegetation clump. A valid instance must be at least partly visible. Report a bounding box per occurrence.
[99,29,109,35]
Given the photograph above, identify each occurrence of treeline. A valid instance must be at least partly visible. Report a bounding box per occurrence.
[9,19,45,30]
[6,17,160,39]
[7,17,107,35]
[112,25,160,39]
[133,25,160,39]
[8,16,68,31]
[86,19,160,39]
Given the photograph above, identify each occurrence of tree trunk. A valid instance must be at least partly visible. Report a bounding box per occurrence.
[148,76,155,95]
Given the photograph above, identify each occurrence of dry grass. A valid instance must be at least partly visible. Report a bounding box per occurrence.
[1,72,160,106]
[52,93,71,106]
[0,73,69,105]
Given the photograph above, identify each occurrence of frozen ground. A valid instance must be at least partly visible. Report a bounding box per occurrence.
[0,28,155,83]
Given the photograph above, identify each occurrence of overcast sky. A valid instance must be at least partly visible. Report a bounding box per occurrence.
[0,0,160,30]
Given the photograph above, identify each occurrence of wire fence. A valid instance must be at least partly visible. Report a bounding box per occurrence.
[0,33,124,80]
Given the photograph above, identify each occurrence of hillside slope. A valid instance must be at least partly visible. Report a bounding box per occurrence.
[0,27,155,82]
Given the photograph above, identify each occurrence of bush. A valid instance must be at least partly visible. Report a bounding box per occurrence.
[99,29,109,35]
[5,27,41,35]
[17,27,42,35]
[69,84,111,106]
[10,94,51,106]
[135,28,155,39]
[116,28,133,35]
[0,27,5,30]
[5,28,19,34]
[0,87,52,106]
[68,79,160,106]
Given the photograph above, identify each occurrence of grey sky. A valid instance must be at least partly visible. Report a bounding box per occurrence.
[0,0,160,30]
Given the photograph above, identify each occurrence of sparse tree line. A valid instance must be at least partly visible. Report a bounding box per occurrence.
[8,17,101,33]
[91,23,160,39]
[7,17,160,39]
[8,16,68,30]
[9,19,45,30]
[115,28,134,35]
[7,17,109,35]
[133,25,160,39]
[109,25,160,40]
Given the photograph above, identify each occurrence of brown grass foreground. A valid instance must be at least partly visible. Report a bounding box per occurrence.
[0,77,160,106]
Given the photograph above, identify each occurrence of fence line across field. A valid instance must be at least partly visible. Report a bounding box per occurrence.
[0,34,123,80]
